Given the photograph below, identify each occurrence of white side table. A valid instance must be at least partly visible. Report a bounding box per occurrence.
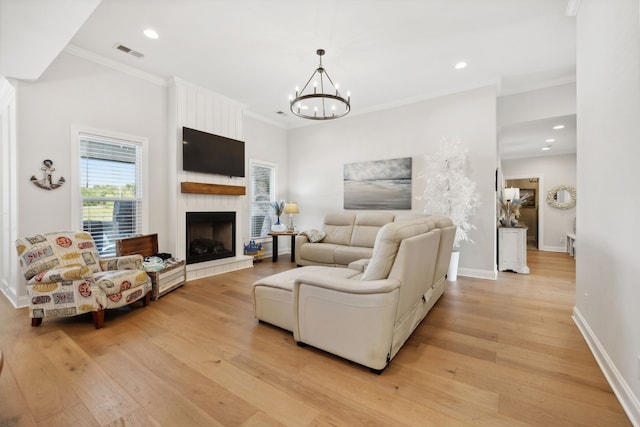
[498,226,530,274]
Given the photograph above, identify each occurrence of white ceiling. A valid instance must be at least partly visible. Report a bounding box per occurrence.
[500,114,576,160]
[2,0,578,157]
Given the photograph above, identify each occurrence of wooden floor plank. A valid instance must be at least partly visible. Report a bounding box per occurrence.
[36,403,99,427]
[0,356,39,427]
[0,251,631,426]
[8,333,86,423]
[36,330,141,426]
[94,347,226,427]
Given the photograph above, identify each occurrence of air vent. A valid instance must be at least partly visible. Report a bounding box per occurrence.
[114,43,144,59]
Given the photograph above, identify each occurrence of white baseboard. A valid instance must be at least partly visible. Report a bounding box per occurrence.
[573,307,640,426]
[0,283,17,307]
[186,255,254,281]
[541,245,566,253]
[17,294,28,308]
[457,267,497,281]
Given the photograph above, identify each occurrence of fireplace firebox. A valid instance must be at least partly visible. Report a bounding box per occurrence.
[186,212,235,264]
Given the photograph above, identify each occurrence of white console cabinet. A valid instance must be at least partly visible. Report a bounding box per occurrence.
[498,227,529,274]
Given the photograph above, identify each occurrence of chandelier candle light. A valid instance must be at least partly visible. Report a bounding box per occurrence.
[290,49,351,120]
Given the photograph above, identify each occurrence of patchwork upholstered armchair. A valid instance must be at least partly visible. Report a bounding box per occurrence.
[15,231,152,329]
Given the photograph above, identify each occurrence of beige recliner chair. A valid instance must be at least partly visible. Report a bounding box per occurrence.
[253,216,455,372]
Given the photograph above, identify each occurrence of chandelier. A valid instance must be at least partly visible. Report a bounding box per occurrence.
[289,49,351,120]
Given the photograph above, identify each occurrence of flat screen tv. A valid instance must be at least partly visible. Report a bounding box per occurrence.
[182,127,245,177]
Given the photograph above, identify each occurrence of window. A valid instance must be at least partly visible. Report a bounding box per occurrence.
[77,131,145,256]
[250,160,276,239]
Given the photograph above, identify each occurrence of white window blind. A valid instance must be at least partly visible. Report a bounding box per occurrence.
[250,161,276,238]
[79,134,143,256]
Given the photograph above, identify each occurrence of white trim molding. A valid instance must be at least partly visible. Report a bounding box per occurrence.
[69,124,150,235]
[457,268,497,281]
[573,307,640,426]
[0,78,20,307]
[64,44,168,87]
[565,0,582,17]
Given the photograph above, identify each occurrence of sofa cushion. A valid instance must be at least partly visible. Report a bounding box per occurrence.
[93,269,150,296]
[349,213,395,248]
[334,246,374,266]
[393,213,428,223]
[362,219,432,281]
[255,265,362,291]
[322,213,355,245]
[299,242,341,265]
[301,229,326,243]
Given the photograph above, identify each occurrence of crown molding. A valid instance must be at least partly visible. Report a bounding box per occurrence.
[243,110,287,129]
[565,0,582,16]
[63,44,168,87]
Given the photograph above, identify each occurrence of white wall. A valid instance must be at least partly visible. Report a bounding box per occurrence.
[242,115,289,254]
[574,0,640,423]
[502,153,576,251]
[288,86,498,278]
[15,51,168,301]
[498,82,576,127]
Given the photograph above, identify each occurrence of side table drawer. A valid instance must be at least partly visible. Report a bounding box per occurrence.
[146,261,186,300]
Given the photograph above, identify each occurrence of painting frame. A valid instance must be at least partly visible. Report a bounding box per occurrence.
[343,157,412,210]
[520,188,536,208]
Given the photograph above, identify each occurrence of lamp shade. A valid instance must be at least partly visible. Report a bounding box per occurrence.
[284,202,299,214]
[504,187,520,201]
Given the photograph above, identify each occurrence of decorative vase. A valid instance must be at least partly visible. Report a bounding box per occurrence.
[271,216,287,232]
[447,250,460,281]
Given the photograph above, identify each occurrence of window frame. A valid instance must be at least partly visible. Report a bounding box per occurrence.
[249,159,277,239]
[70,125,149,254]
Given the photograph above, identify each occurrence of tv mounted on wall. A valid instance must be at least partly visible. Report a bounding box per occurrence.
[182,127,245,177]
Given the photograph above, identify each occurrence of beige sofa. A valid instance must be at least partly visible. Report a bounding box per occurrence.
[295,212,425,267]
[253,215,455,372]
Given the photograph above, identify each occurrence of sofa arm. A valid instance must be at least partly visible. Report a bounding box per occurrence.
[100,254,144,271]
[294,273,399,294]
[292,273,400,370]
[294,234,310,265]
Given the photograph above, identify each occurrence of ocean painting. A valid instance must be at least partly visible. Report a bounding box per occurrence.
[344,157,412,210]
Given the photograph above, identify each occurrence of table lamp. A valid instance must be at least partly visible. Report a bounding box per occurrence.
[504,187,520,201]
[284,202,299,231]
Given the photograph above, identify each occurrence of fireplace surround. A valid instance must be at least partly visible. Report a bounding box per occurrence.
[185,211,235,264]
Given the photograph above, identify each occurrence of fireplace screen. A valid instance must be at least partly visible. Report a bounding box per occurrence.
[186,212,235,264]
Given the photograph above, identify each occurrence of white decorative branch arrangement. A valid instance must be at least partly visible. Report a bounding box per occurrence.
[420,138,481,249]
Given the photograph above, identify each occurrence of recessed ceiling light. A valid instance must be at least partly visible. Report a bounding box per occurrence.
[454,61,467,70]
[545,138,556,143]
[541,145,552,151]
[144,28,159,39]
[553,124,565,130]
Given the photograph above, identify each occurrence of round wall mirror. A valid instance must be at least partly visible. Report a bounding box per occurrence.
[547,185,576,209]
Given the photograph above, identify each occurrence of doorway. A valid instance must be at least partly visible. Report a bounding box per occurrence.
[506,177,540,250]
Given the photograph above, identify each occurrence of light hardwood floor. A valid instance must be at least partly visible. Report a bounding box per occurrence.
[0,251,630,426]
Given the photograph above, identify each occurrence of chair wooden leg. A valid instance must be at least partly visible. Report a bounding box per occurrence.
[142,290,151,307]
[92,310,105,329]
[31,317,42,327]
